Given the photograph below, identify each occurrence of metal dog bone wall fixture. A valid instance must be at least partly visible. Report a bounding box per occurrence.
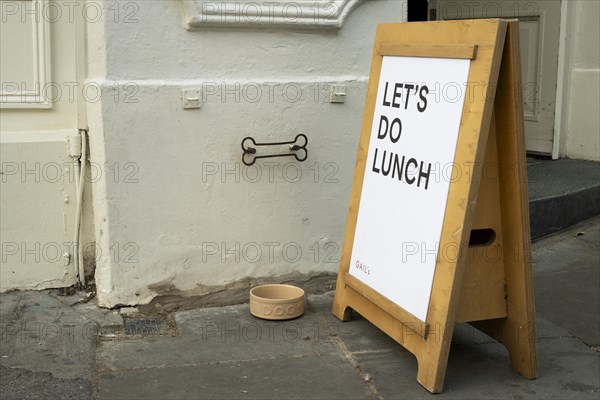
[241,134,308,166]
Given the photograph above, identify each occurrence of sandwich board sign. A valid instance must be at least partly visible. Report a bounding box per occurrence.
[333,19,538,393]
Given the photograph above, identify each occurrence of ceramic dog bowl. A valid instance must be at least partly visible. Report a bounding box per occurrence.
[249,284,305,320]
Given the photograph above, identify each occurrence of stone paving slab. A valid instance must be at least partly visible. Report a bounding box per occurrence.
[96,291,599,399]
[0,290,121,399]
[351,336,599,399]
[532,216,600,346]
[98,355,377,400]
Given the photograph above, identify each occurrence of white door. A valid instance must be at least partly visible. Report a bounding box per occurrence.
[434,0,562,155]
[1,0,85,290]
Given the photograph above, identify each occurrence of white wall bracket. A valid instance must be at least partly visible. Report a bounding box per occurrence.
[182,88,202,109]
[328,84,347,103]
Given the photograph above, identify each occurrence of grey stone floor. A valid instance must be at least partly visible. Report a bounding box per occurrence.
[1,216,599,399]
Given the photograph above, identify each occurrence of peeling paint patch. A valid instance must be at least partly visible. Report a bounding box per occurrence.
[139,273,336,314]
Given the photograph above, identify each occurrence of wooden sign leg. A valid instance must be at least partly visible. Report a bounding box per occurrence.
[332,279,353,322]
[333,279,456,393]
[415,326,455,393]
[471,21,538,380]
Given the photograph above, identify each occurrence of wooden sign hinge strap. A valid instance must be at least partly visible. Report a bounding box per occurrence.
[378,43,478,60]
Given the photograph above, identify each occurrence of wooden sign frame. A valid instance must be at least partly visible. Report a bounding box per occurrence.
[332,20,537,393]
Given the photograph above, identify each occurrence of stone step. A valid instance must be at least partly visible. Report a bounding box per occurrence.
[527,158,600,240]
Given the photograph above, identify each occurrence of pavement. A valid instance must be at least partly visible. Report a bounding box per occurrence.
[1,215,599,400]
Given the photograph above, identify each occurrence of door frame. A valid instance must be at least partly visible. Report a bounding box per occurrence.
[554,0,576,159]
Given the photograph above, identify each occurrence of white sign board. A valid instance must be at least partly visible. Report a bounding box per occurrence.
[349,55,471,322]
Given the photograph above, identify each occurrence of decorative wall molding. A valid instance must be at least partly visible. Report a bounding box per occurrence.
[0,0,52,109]
[179,0,364,30]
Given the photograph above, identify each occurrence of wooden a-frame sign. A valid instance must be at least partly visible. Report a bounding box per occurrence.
[332,20,537,393]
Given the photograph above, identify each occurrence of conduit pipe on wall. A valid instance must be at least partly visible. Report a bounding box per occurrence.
[75,130,87,289]
[69,130,87,289]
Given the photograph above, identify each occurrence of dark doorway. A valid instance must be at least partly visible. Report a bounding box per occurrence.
[408,0,429,22]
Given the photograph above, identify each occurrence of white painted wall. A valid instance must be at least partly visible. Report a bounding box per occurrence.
[86,0,407,307]
[1,0,88,291]
[564,0,600,161]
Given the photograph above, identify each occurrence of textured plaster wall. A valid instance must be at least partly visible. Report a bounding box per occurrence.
[566,0,600,161]
[87,0,407,307]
